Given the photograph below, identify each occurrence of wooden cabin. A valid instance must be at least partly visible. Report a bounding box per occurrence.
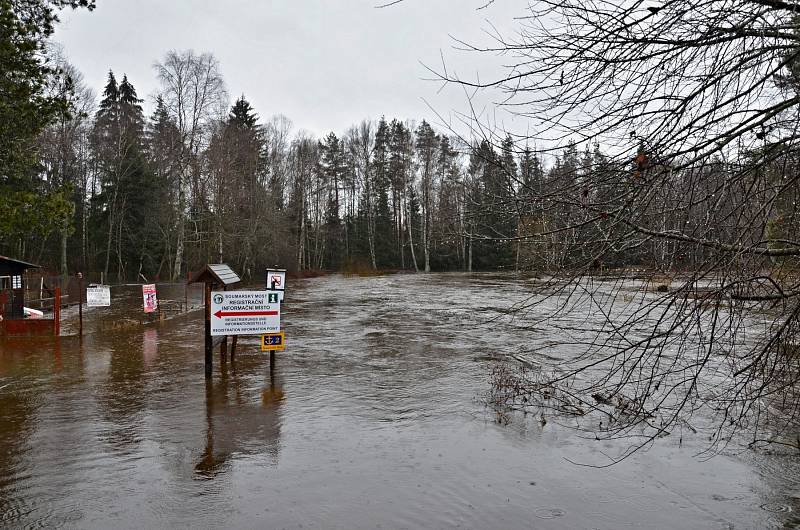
[0,256,40,320]
[0,256,60,336]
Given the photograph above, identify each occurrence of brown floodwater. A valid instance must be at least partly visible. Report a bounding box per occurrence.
[1,273,799,529]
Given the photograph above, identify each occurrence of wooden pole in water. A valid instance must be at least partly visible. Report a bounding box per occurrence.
[219,283,227,362]
[204,282,212,378]
[53,288,61,336]
[230,336,237,362]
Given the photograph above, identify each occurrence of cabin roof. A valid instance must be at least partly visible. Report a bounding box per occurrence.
[189,264,241,286]
[0,256,41,274]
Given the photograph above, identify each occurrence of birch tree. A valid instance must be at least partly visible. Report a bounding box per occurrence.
[415,120,438,272]
[154,50,226,279]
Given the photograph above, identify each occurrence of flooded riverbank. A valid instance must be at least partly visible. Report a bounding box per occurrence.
[1,273,798,528]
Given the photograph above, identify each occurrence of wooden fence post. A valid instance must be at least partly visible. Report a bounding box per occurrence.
[77,273,83,336]
[205,283,212,378]
[53,288,61,336]
[219,283,228,362]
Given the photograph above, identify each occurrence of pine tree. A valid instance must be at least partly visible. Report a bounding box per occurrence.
[1,10,93,268]
[499,135,518,189]
[471,139,514,269]
[517,145,546,270]
[229,95,258,129]
[97,70,118,115]
[91,70,148,281]
[0,0,94,190]
[372,117,394,267]
[320,132,345,269]
[206,95,267,271]
[388,120,414,269]
[433,135,463,270]
[146,96,182,278]
[118,74,143,140]
[543,141,583,268]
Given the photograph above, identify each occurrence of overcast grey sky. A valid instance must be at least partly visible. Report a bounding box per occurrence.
[53,0,525,137]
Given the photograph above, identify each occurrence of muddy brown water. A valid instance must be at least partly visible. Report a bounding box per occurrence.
[1,274,798,529]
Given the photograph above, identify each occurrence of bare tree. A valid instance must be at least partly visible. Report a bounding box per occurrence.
[154,50,226,279]
[433,0,800,460]
[346,121,377,269]
[38,49,95,276]
[287,134,318,270]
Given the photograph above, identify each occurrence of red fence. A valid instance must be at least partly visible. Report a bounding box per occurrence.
[0,288,60,337]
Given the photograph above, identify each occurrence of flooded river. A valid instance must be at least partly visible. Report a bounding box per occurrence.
[1,273,799,529]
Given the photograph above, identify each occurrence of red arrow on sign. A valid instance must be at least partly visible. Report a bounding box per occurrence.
[213,310,278,319]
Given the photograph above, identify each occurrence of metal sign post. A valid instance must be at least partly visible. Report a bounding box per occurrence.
[264,267,287,374]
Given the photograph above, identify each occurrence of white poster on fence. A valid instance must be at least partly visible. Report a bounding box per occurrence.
[86,285,111,307]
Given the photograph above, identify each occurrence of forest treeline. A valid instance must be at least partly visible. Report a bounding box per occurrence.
[0,45,607,281]
[5,2,796,283]
[6,49,786,281]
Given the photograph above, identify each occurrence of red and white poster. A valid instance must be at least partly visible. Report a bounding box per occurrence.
[142,284,158,313]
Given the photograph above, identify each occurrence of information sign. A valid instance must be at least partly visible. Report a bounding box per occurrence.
[142,284,158,313]
[86,285,111,307]
[260,331,285,351]
[211,290,280,336]
[265,268,286,292]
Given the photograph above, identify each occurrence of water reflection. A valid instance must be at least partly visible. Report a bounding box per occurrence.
[195,360,283,479]
[0,336,79,526]
[0,347,37,525]
[97,328,147,452]
[142,328,158,367]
